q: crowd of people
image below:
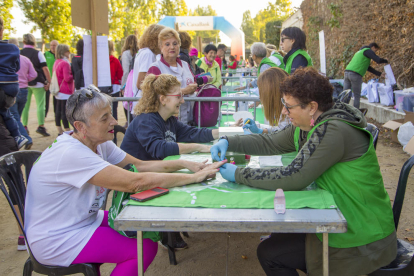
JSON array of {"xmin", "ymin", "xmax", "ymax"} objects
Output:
[{"xmin": 0, "ymin": 14, "xmax": 396, "ymax": 276}]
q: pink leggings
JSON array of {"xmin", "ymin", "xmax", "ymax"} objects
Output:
[{"xmin": 72, "ymin": 211, "xmax": 158, "ymax": 276}]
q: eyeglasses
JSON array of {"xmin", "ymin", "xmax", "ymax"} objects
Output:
[
  {"xmin": 281, "ymin": 37, "xmax": 291, "ymax": 43},
  {"xmin": 281, "ymin": 98, "xmax": 302, "ymax": 114},
  {"xmin": 71, "ymin": 85, "xmax": 99, "ymax": 120},
  {"xmin": 165, "ymin": 94, "xmax": 183, "ymax": 100}
]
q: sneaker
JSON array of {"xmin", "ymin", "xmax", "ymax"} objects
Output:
[
  {"xmin": 15, "ymin": 135, "xmax": 29, "ymax": 150},
  {"xmin": 24, "ymin": 142, "xmax": 33, "ymax": 150},
  {"xmin": 36, "ymin": 126, "xmax": 50, "ymax": 137},
  {"xmin": 24, "ymin": 126, "xmax": 29, "ymax": 135},
  {"xmin": 18, "ymin": 236, "xmax": 27, "ymax": 251}
]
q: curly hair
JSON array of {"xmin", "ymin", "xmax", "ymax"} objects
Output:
[
  {"xmin": 121, "ymin": 34, "xmax": 138, "ymax": 56},
  {"xmin": 134, "ymin": 74, "xmax": 181, "ymax": 115},
  {"xmin": 178, "ymin": 31, "xmax": 192, "ymax": 50},
  {"xmin": 158, "ymin": 27, "xmax": 181, "ymax": 49},
  {"xmin": 257, "ymin": 67, "xmax": 289, "ymax": 126},
  {"xmin": 138, "ymin": 24, "xmax": 165, "ymax": 54},
  {"xmin": 280, "ymin": 67, "xmax": 334, "ymax": 112}
]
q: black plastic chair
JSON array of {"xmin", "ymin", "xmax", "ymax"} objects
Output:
[
  {"xmin": 337, "ymin": 89, "xmax": 352, "ymax": 104},
  {"xmin": 369, "ymin": 155, "xmax": 414, "ymax": 276},
  {"xmin": 0, "ymin": 151, "xmax": 100, "ymax": 276},
  {"xmin": 112, "ymin": 125, "xmax": 126, "ymax": 146},
  {"xmin": 366, "ymin": 123, "xmax": 380, "ymax": 150}
]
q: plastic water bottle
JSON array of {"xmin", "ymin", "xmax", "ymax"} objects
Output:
[{"xmin": 274, "ymin": 189, "xmax": 286, "ymax": 214}]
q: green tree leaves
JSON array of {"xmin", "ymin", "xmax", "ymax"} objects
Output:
[{"xmin": 0, "ymin": 0, "xmax": 15, "ymax": 38}]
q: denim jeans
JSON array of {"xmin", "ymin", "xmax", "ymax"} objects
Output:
[{"xmin": 9, "ymin": 88, "xmax": 32, "ymax": 143}]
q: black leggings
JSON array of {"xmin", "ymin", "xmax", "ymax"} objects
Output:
[
  {"xmin": 257, "ymin": 233, "xmax": 307, "ymax": 276},
  {"xmin": 55, "ymin": 99, "xmax": 69, "ymax": 128},
  {"xmin": 111, "ymin": 92, "xmax": 120, "ymax": 121}
]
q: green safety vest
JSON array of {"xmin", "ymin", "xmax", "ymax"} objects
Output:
[
  {"xmin": 44, "ymin": 51, "xmax": 55, "ymax": 75},
  {"xmin": 345, "ymin": 48, "xmax": 371, "ymax": 77},
  {"xmin": 257, "ymin": 57, "xmax": 278, "ymax": 76},
  {"xmin": 272, "ymin": 52, "xmax": 285, "ymax": 69},
  {"xmin": 294, "ymin": 120, "xmax": 395, "ymax": 248},
  {"xmin": 284, "ymin": 49, "xmax": 313, "ymax": 74}
]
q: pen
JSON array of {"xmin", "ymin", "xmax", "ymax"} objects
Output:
[{"xmin": 244, "ymin": 119, "xmax": 250, "ymax": 126}]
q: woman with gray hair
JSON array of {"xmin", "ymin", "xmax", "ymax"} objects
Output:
[
  {"xmin": 52, "ymin": 44, "xmax": 74, "ymax": 135},
  {"xmin": 235, "ymin": 42, "xmax": 279, "ymax": 91},
  {"xmin": 24, "ymin": 85, "xmax": 224, "ymax": 275}
]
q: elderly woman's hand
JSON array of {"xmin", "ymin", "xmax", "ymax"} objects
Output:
[
  {"xmin": 234, "ymin": 86, "xmax": 246, "ymax": 91},
  {"xmin": 182, "ymin": 84, "xmax": 197, "ymax": 95},
  {"xmin": 193, "ymin": 160, "xmax": 227, "ymax": 182},
  {"xmin": 184, "ymin": 159, "xmax": 209, "ymax": 173},
  {"xmin": 234, "ymin": 118, "xmax": 243, "ymax": 127}
]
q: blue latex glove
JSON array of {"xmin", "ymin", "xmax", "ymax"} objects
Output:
[
  {"xmin": 242, "ymin": 118, "xmax": 263, "ymax": 134},
  {"xmin": 210, "ymin": 139, "xmax": 229, "ymax": 161},
  {"xmin": 219, "ymin": 163, "xmax": 237, "ymax": 182}
]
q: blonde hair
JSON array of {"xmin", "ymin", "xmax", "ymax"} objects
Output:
[
  {"xmin": 108, "ymin": 40, "xmax": 115, "ymax": 55},
  {"xmin": 257, "ymin": 67, "xmax": 289, "ymax": 126},
  {"xmin": 56, "ymin": 44, "xmax": 70, "ymax": 59},
  {"xmin": 266, "ymin": 43, "xmax": 285, "ymax": 57},
  {"xmin": 178, "ymin": 31, "xmax": 192, "ymax": 50},
  {"xmin": 8, "ymin": 38, "xmax": 18, "ymax": 47},
  {"xmin": 23, "ymin": 33, "xmax": 36, "ymax": 46},
  {"xmin": 138, "ymin": 24, "xmax": 165, "ymax": 54},
  {"xmin": 134, "ymin": 74, "xmax": 181, "ymax": 115},
  {"xmin": 121, "ymin": 34, "xmax": 138, "ymax": 56},
  {"xmin": 158, "ymin": 27, "xmax": 181, "ymax": 49}
]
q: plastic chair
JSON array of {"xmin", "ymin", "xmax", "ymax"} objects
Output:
[
  {"xmin": 337, "ymin": 89, "xmax": 352, "ymax": 104},
  {"xmin": 112, "ymin": 125, "xmax": 126, "ymax": 146},
  {"xmin": 0, "ymin": 151, "xmax": 100, "ymax": 276},
  {"xmin": 368, "ymin": 155, "xmax": 414, "ymax": 276},
  {"xmin": 366, "ymin": 123, "xmax": 380, "ymax": 150}
]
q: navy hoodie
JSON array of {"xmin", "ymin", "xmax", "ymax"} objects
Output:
[
  {"xmin": 120, "ymin": 112, "xmax": 214, "ymax": 161},
  {"xmin": 0, "ymin": 41, "xmax": 20, "ymax": 82}
]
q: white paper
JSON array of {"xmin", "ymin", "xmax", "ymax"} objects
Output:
[
  {"xmin": 259, "ymin": 155, "xmax": 283, "ymax": 167},
  {"xmin": 82, "ymin": 35, "xmax": 111, "ymax": 88},
  {"xmin": 233, "ymin": 111, "xmax": 253, "ymax": 122},
  {"xmin": 384, "ymin": 64, "xmax": 396, "ymax": 86},
  {"xmin": 319, "ymin": 31, "xmax": 326, "ymax": 74}
]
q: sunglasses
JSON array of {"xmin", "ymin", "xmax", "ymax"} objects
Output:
[
  {"xmin": 165, "ymin": 94, "xmax": 184, "ymax": 100},
  {"xmin": 281, "ymin": 98, "xmax": 303, "ymax": 114},
  {"xmin": 71, "ymin": 85, "xmax": 99, "ymax": 120},
  {"xmin": 281, "ymin": 37, "xmax": 291, "ymax": 43}
]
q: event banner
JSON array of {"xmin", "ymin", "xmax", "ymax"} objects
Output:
[{"xmin": 176, "ymin": 16, "xmax": 214, "ymax": 31}]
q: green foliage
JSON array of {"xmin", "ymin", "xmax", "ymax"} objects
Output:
[
  {"xmin": 188, "ymin": 5, "xmax": 220, "ymax": 44},
  {"xmin": 160, "ymin": 0, "xmax": 187, "ymax": 16},
  {"xmin": 265, "ymin": 20, "xmax": 282, "ymax": 46},
  {"xmin": 242, "ymin": 0, "xmax": 293, "ymax": 45},
  {"xmin": 306, "ymin": 16, "xmax": 322, "ymax": 41},
  {"xmin": 240, "ymin": 11, "xmax": 255, "ymax": 44},
  {"xmin": 0, "ymin": 0, "xmax": 15, "ymax": 38},
  {"xmin": 326, "ymin": 3, "xmax": 342, "ymax": 29}
]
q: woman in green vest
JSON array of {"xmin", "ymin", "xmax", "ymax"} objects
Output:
[
  {"xmin": 211, "ymin": 67, "xmax": 397, "ymax": 275},
  {"xmin": 235, "ymin": 42, "xmax": 278, "ymax": 91},
  {"xmin": 266, "ymin": 43, "xmax": 285, "ymax": 70},
  {"xmin": 280, "ymin": 27, "xmax": 313, "ymax": 74}
]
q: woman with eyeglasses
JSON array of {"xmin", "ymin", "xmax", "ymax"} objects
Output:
[
  {"xmin": 280, "ymin": 27, "xmax": 313, "ymax": 74},
  {"xmin": 211, "ymin": 67, "xmax": 396, "ymax": 275},
  {"xmin": 24, "ymin": 85, "xmax": 224, "ymax": 275},
  {"xmin": 147, "ymin": 27, "xmax": 212, "ymax": 125}
]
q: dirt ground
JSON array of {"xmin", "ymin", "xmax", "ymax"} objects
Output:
[{"xmin": 1, "ymin": 96, "xmax": 413, "ymax": 276}]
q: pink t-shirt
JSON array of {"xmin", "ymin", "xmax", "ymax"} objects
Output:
[{"xmin": 17, "ymin": 55, "xmax": 37, "ymax": 88}]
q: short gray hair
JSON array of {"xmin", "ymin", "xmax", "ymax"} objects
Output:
[
  {"xmin": 8, "ymin": 38, "xmax": 18, "ymax": 47},
  {"xmin": 250, "ymin": 42, "xmax": 267, "ymax": 58},
  {"xmin": 23, "ymin": 33, "xmax": 36, "ymax": 46},
  {"xmin": 66, "ymin": 88, "xmax": 112, "ymax": 132},
  {"xmin": 56, "ymin": 44, "xmax": 70, "ymax": 59}
]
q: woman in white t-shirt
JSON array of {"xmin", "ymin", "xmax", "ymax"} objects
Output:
[
  {"xmin": 24, "ymin": 85, "xmax": 224, "ymax": 275},
  {"xmin": 131, "ymin": 24, "xmax": 165, "ymax": 113}
]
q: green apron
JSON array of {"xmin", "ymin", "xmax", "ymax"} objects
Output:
[
  {"xmin": 345, "ymin": 48, "xmax": 371, "ymax": 77},
  {"xmin": 272, "ymin": 52, "xmax": 285, "ymax": 69},
  {"xmin": 294, "ymin": 120, "xmax": 395, "ymax": 248},
  {"xmin": 284, "ymin": 49, "xmax": 313, "ymax": 74},
  {"xmin": 257, "ymin": 57, "xmax": 278, "ymax": 76}
]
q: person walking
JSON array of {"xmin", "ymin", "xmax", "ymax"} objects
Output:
[
  {"xmin": 20, "ymin": 33, "xmax": 51, "ymax": 136},
  {"xmin": 344, "ymin": 42, "xmax": 388, "ymax": 109},
  {"xmin": 44, "ymin": 40, "xmax": 58, "ymax": 117},
  {"xmin": 71, "ymin": 39, "xmax": 84, "ymax": 90},
  {"xmin": 108, "ymin": 40, "xmax": 123, "ymax": 121},
  {"xmin": 8, "ymin": 38, "xmax": 36, "ymax": 149}
]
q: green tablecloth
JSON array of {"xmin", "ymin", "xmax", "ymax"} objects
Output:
[{"xmin": 127, "ymin": 153, "xmax": 337, "ymax": 210}]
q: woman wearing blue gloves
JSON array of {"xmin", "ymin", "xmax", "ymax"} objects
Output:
[
  {"xmin": 211, "ymin": 67, "xmax": 396, "ymax": 276},
  {"xmin": 240, "ymin": 67, "xmax": 289, "ymax": 134}
]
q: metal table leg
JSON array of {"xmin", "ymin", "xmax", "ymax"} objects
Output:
[
  {"xmin": 323, "ymin": 233, "xmax": 329, "ymax": 276},
  {"xmin": 138, "ymin": 231, "xmax": 144, "ymax": 276}
]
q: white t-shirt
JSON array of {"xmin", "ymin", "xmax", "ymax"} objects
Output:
[
  {"xmin": 24, "ymin": 132, "xmax": 126, "ymax": 266},
  {"xmin": 29, "ymin": 51, "xmax": 47, "ymax": 88},
  {"xmin": 131, "ymin": 48, "xmax": 156, "ymax": 113}
]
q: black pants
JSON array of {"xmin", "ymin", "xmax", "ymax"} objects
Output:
[
  {"xmin": 123, "ymin": 107, "xmax": 133, "ymax": 124},
  {"xmin": 111, "ymin": 92, "xmax": 120, "ymax": 121},
  {"xmin": 55, "ymin": 99, "xmax": 69, "ymax": 128},
  {"xmin": 257, "ymin": 233, "xmax": 307, "ymax": 276}
]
